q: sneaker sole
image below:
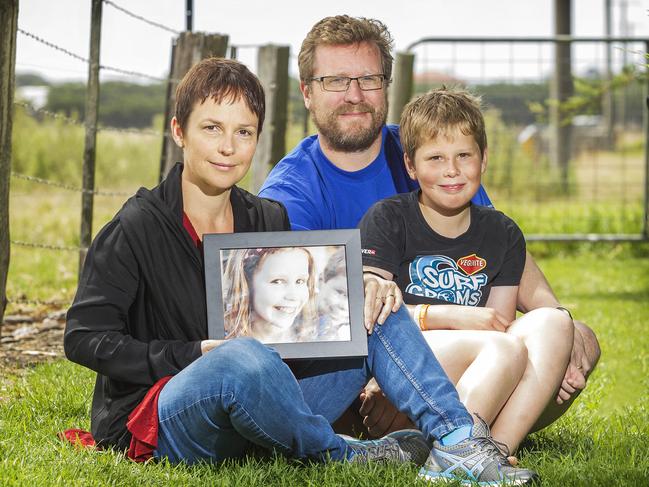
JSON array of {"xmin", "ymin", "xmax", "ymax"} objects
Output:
[{"xmin": 419, "ymin": 469, "xmax": 535, "ymax": 486}]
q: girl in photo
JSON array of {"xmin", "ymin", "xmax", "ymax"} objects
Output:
[{"xmin": 223, "ymin": 247, "xmax": 318, "ymax": 343}]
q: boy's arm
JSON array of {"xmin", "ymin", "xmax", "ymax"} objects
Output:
[
  {"xmin": 483, "ymin": 286, "xmax": 518, "ymax": 323},
  {"xmin": 517, "ymin": 251, "xmax": 601, "ymax": 403},
  {"xmin": 516, "ymin": 251, "xmax": 559, "ymax": 312},
  {"xmin": 418, "ymin": 304, "xmax": 510, "ymax": 332}
]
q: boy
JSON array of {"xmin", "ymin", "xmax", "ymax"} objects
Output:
[{"xmin": 359, "ymin": 88, "xmax": 573, "ymax": 480}]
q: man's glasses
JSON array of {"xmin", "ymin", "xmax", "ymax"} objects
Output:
[{"xmin": 309, "ymin": 74, "xmax": 388, "ymax": 92}]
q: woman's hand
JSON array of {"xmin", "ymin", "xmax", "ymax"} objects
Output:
[
  {"xmin": 200, "ymin": 340, "xmax": 226, "ymax": 355},
  {"xmin": 363, "ymin": 267, "xmax": 402, "ymax": 334}
]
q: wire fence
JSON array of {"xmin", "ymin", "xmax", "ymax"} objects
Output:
[
  {"xmin": 8, "ymin": 7, "xmax": 649, "ymax": 313},
  {"xmin": 410, "ymin": 36, "xmax": 649, "ymax": 239},
  {"xmin": 5, "ymin": 0, "xmax": 182, "ymax": 311}
]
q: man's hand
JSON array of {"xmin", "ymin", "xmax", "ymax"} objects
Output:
[
  {"xmin": 363, "ymin": 271, "xmax": 402, "ymax": 334},
  {"xmin": 556, "ymin": 321, "xmax": 590, "ymax": 404},
  {"xmin": 201, "ymin": 339, "xmax": 226, "ymax": 355},
  {"xmin": 359, "ymin": 379, "xmax": 414, "ymax": 437}
]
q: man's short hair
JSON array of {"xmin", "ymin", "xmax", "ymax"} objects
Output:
[
  {"xmin": 400, "ymin": 87, "xmax": 487, "ymax": 160},
  {"xmin": 174, "ymin": 57, "xmax": 265, "ymax": 134},
  {"xmin": 298, "ymin": 15, "xmax": 394, "ymax": 82}
]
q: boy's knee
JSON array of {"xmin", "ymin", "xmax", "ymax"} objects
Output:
[
  {"xmin": 527, "ymin": 307, "xmax": 574, "ymax": 340},
  {"xmin": 488, "ymin": 333, "xmax": 528, "ymax": 369}
]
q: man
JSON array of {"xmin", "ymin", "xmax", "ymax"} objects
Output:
[{"xmin": 259, "ymin": 15, "xmax": 600, "ymax": 439}]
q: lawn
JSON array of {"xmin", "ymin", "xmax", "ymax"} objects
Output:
[
  {"xmin": 1, "ymin": 250, "xmax": 648, "ymax": 486},
  {"xmin": 2, "ymin": 110, "xmax": 648, "ymax": 485}
]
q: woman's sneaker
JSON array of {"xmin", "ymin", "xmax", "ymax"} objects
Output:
[
  {"xmin": 342, "ymin": 429, "xmax": 430, "ymax": 465},
  {"xmin": 419, "ymin": 417, "xmax": 538, "ymax": 485}
]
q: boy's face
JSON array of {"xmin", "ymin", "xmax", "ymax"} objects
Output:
[
  {"xmin": 171, "ymin": 96, "xmax": 258, "ymax": 194},
  {"xmin": 405, "ymin": 127, "xmax": 486, "ymax": 215}
]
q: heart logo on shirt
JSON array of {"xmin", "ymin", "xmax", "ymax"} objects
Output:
[{"xmin": 456, "ymin": 253, "xmax": 486, "ymax": 276}]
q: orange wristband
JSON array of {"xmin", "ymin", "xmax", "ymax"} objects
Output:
[{"xmin": 418, "ymin": 304, "xmax": 430, "ymax": 331}]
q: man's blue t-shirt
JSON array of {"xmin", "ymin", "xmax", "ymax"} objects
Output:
[{"xmin": 259, "ymin": 124, "xmax": 492, "ymax": 231}]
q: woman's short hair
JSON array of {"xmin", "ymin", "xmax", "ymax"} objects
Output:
[{"xmin": 174, "ymin": 57, "xmax": 265, "ymax": 133}]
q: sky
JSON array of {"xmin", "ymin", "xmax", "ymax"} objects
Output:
[{"xmin": 14, "ymin": 0, "xmax": 649, "ymax": 84}]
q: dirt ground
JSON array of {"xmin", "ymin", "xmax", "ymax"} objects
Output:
[{"xmin": 0, "ymin": 307, "xmax": 67, "ymax": 376}]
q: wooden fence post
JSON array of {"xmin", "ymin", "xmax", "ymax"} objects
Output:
[
  {"xmin": 0, "ymin": 0, "xmax": 19, "ymax": 328},
  {"xmin": 388, "ymin": 51, "xmax": 415, "ymax": 125},
  {"xmin": 250, "ymin": 44, "xmax": 289, "ymax": 193},
  {"xmin": 159, "ymin": 32, "xmax": 229, "ymax": 180},
  {"xmin": 78, "ymin": 0, "xmax": 102, "ymax": 277},
  {"xmin": 550, "ymin": 0, "xmax": 573, "ymax": 194}
]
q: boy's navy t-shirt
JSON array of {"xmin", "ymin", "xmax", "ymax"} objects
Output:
[{"xmin": 359, "ymin": 190, "xmax": 526, "ymax": 307}]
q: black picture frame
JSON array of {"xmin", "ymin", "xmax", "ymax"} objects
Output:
[{"xmin": 204, "ymin": 229, "xmax": 368, "ymax": 360}]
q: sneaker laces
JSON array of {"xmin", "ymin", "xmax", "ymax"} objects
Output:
[
  {"xmin": 471, "ymin": 435, "xmax": 511, "ymax": 466},
  {"xmin": 471, "ymin": 413, "xmax": 511, "ymax": 464},
  {"xmin": 351, "ymin": 438, "xmax": 401, "ymax": 461}
]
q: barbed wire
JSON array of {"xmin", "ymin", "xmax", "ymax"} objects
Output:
[
  {"xmin": 10, "ymin": 240, "xmax": 84, "ymax": 252},
  {"xmin": 18, "ymin": 28, "xmax": 89, "ymax": 63},
  {"xmin": 13, "ymin": 101, "xmax": 166, "ymax": 137},
  {"xmin": 103, "ymin": 0, "xmax": 180, "ymax": 35},
  {"xmin": 6, "ymin": 296, "xmax": 72, "ymax": 307},
  {"xmin": 18, "ymin": 28, "xmax": 166, "ymax": 82},
  {"xmin": 11, "ymin": 172, "xmax": 132, "ymax": 197}
]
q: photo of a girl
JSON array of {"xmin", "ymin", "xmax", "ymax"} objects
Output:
[{"xmin": 222, "ymin": 247, "xmax": 318, "ymax": 343}]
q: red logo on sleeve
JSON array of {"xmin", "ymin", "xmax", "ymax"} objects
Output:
[{"xmin": 456, "ymin": 253, "xmax": 486, "ymax": 276}]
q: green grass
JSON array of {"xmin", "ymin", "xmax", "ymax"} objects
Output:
[
  {"xmin": 3, "ymin": 102, "xmax": 649, "ymax": 485},
  {"xmin": 1, "ymin": 252, "xmax": 648, "ymax": 486}
]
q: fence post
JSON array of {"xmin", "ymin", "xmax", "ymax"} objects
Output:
[
  {"xmin": 78, "ymin": 0, "xmax": 102, "ymax": 277},
  {"xmin": 250, "ymin": 45, "xmax": 289, "ymax": 193},
  {"xmin": 603, "ymin": 0, "xmax": 615, "ymax": 150},
  {"xmin": 0, "ymin": 0, "xmax": 19, "ymax": 327},
  {"xmin": 159, "ymin": 32, "xmax": 229, "ymax": 180},
  {"xmin": 388, "ymin": 51, "xmax": 415, "ymax": 125},
  {"xmin": 643, "ymin": 41, "xmax": 649, "ymax": 240},
  {"xmin": 550, "ymin": 0, "xmax": 573, "ymax": 194}
]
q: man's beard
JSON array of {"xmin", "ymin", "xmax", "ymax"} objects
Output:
[{"xmin": 311, "ymin": 100, "xmax": 387, "ymax": 153}]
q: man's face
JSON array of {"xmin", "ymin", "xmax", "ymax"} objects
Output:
[{"xmin": 302, "ymin": 42, "xmax": 388, "ymax": 153}]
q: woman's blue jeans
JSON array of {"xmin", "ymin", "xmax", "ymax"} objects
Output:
[{"xmin": 154, "ymin": 307, "xmax": 472, "ymax": 464}]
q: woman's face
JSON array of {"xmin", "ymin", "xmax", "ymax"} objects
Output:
[
  {"xmin": 251, "ymin": 249, "xmax": 310, "ymax": 332},
  {"xmin": 172, "ymin": 96, "xmax": 259, "ymax": 195}
]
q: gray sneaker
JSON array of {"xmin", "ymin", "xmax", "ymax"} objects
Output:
[
  {"xmin": 342, "ymin": 429, "xmax": 430, "ymax": 465},
  {"xmin": 419, "ymin": 417, "xmax": 538, "ymax": 485}
]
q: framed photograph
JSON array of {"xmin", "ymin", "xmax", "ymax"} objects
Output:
[{"xmin": 204, "ymin": 229, "xmax": 368, "ymax": 360}]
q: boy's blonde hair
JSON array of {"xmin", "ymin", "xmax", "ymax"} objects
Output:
[
  {"xmin": 298, "ymin": 15, "xmax": 393, "ymax": 82},
  {"xmin": 400, "ymin": 87, "xmax": 487, "ymax": 161}
]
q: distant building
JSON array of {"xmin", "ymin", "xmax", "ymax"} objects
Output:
[{"xmin": 16, "ymin": 85, "xmax": 49, "ymax": 110}]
